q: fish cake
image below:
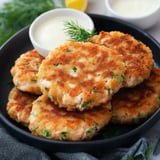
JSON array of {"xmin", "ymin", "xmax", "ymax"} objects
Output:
[
  {"xmin": 29, "ymin": 95, "xmax": 111, "ymax": 141},
  {"xmin": 11, "ymin": 49, "xmax": 44, "ymax": 95},
  {"xmin": 6, "ymin": 87, "xmax": 38, "ymax": 126},
  {"xmin": 89, "ymin": 31, "xmax": 153, "ymax": 87},
  {"xmin": 111, "ymin": 67, "xmax": 160, "ymax": 124},
  {"xmin": 38, "ymin": 41, "xmax": 125, "ymax": 111}
]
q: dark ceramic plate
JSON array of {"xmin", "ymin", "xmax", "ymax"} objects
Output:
[{"xmin": 0, "ymin": 14, "xmax": 160, "ymax": 152}]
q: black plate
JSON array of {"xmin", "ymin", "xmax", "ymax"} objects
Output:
[{"xmin": 0, "ymin": 14, "xmax": 160, "ymax": 152}]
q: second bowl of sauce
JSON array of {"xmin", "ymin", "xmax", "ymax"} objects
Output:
[{"xmin": 105, "ymin": 0, "xmax": 160, "ymax": 29}]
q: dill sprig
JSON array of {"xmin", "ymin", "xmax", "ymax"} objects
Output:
[{"xmin": 64, "ymin": 21, "xmax": 96, "ymax": 42}]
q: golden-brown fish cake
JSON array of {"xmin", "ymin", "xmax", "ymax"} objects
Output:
[
  {"xmin": 6, "ymin": 87, "xmax": 38, "ymax": 126},
  {"xmin": 89, "ymin": 31, "xmax": 153, "ymax": 87},
  {"xmin": 38, "ymin": 41, "xmax": 125, "ymax": 111},
  {"xmin": 29, "ymin": 95, "xmax": 111, "ymax": 141},
  {"xmin": 11, "ymin": 49, "xmax": 44, "ymax": 95},
  {"xmin": 111, "ymin": 67, "xmax": 160, "ymax": 124}
]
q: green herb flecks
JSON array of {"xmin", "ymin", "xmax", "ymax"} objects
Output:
[
  {"xmin": 54, "ymin": 63, "xmax": 60, "ymax": 66},
  {"xmin": 90, "ymin": 88, "xmax": 102, "ymax": 93},
  {"xmin": 120, "ymin": 35, "xmax": 128, "ymax": 40},
  {"xmin": 112, "ymin": 74, "xmax": 124, "ymax": 83},
  {"xmin": 61, "ymin": 131, "xmax": 68, "ymax": 139},
  {"xmin": 36, "ymin": 100, "xmax": 42, "ymax": 103},
  {"xmin": 0, "ymin": 0, "xmax": 65, "ymax": 46},
  {"xmin": 66, "ymin": 48, "xmax": 72, "ymax": 52},
  {"xmin": 15, "ymin": 82, "xmax": 20, "ymax": 87},
  {"xmin": 91, "ymin": 88, "xmax": 99, "ymax": 93},
  {"xmin": 86, "ymin": 128, "xmax": 95, "ymax": 135},
  {"xmin": 49, "ymin": 95, "xmax": 55, "ymax": 100},
  {"xmin": 44, "ymin": 129, "xmax": 51, "ymax": 137},
  {"xmin": 24, "ymin": 62, "xmax": 30, "ymax": 65},
  {"xmin": 81, "ymin": 99, "xmax": 92, "ymax": 108},
  {"xmin": 64, "ymin": 21, "xmax": 96, "ymax": 42},
  {"xmin": 45, "ymin": 87, "xmax": 49, "ymax": 91},
  {"xmin": 72, "ymin": 67, "xmax": 77, "ymax": 72}
]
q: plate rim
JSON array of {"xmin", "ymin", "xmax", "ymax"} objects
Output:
[{"xmin": 0, "ymin": 13, "xmax": 160, "ymax": 151}]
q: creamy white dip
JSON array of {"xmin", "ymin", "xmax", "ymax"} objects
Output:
[
  {"xmin": 34, "ymin": 16, "xmax": 89, "ymax": 50},
  {"xmin": 110, "ymin": 0, "xmax": 160, "ymax": 18}
]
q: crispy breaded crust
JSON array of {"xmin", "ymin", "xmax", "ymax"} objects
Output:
[
  {"xmin": 38, "ymin": 41, "xmax": 125, "ymax": 111},
  {"xmin": 111, "ymin": 67, "xmax": 160, "ymax": 124},
  {"xmin": 11, "ymin": 49, "xmax": 44, "ymax": 95},
  {"xmin": 29, "ymin": 95, "xmax": 111, "ymax": 141},
  {"xmin": 6, "ymin": 87, "xmax": 38, "ymax": 126},
  {"xmin": 89, "ymin": 31, "xmax": 153, "ymax": 87}
]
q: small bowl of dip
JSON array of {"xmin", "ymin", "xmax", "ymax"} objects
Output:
[
  {"xmin": 29, "ymin": 8, "xmax": 94, "ymax": 57},
  {"xmin": 105, "ymin": 0, "xmax": 160, "ymax": 29}
]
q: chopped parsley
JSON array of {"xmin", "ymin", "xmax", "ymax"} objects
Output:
[
  {"xmin": 120, "ymin": 35, "xmax": 128, "ymax": 40},
  {"xmin": 112, "ymin": 74, "xmax": 124, "ymax": 82},
  {"xmin": 81, "ymin": 99, "xmax": 92, "ymax": 108},
  {"xmin": 44, "ymin": 129, "xmax": 50, "ymax": 137},
  {"xmin": 36, "ymin": 100, "xmax": 42, "ymax": 103},
  {"xmin": 72, "ymin": 67, "xmax": 77, "ymax": 72},
  {"xmin": 86, "ymin": 128, "xmax": 95, "ymax": 135},
  {"xmin": 15, "ymin": 82, "xmax": 20, "ymax": 87},
  {"xmin": 45, "ymin": 87, "xmax": 49, "ymax": 91},
  {"xmin": 91, "ymin": 88, "xmax": 101, "ymax": 93},
  {"xmin": 54, "ymin": 63, "xmax": 60, "ymax": 66},
  {"xmin": 61, "ymin": 131, "xmax": 68, "ymax": 139},
  {"xmin": 24, "ymin": 62, "xmax": 30, "ymax": 65},
  {"xmin": 66, "ymin": 48, "xmax": 72, "ymax": 52},
  {"xmin": 49, "ymin": 95, "xmax": 55, "ymax": 100}
]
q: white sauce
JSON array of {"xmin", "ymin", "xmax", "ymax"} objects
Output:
[
  {"xmin": 110, "ymin": 0, "xmax": 159, "ymax": 18},
  {"xmin": 34, "ymin": 16, "xmax": 89, "ymax": 50}
]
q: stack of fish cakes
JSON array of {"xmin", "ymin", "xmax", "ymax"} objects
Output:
[
  {"xmin": 6, "ymin": 31, "xmax": 160, "ymax": 141},
  {"xmin": 7, "ymin": 49, "xmax": 43, "ymax": 127}
]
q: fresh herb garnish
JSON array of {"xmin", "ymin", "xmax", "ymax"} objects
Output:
[
  {"xmin": 24, "ymin": 62, "xmax": 30, "ymax": 65},
  {"xmin": 86, "ymin": 128, "xmax": 95, "ymax": 135},
  {"xmin": 61, "ymin": 131, "xmax": 68, "ymax": 139},
  {"xmin": 64, "ymin": 21, "xmax": 96, "ymax": 42},
  {"xmin": 112, "ymin": 74, "xmax": 124, "ymax": 82},
  {"xmin": 49, "ymin": 95, "xmax": 55, "ymax": 100},
  {"xmin": 81, "ymin": 99, "xmax": 92, "ymax": 108},
  {"xmin": 44, "ymin": 129, "xmax": 50, "ymax": 137},
  {"xmin": 72, "ymin": 67, "xmax": 77, "ymax": 72},
  {"xmin": 54, "ymin": 63, "xmax": 60, "ymax": 66},
  {"xmin": 66, "ymin": 48, "xmax": 72, "ymax": 52},
  {"xmin": 45, "ymin": 87, "xmax": 49, "ymax": 91},
  {"xmin": 36, "ymin": 100, "xmax": 42, "ymax": 103},
  {"xmin": 91, "ymin": 88, "xmax": 101, "ymax": 93},
  {"xmin": 0, "ymin": 0, "xmax": 65, "ymax": 46}
]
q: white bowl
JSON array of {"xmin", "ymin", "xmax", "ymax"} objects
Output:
[
  {"xmin": 29, "ymin": 8, "xmax": 94, "ymax": 57},
  {"xmin": 105, "ymin": 0, "xmax": 160, "ymax": 30}
]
